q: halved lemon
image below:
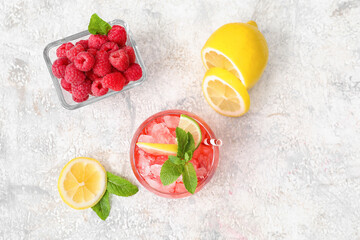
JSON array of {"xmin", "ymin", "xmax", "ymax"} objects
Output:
[
  {"xmin": 201, "ymin": 21, "xmax": 268, "ymax": 89},
  {"xmin": 202, "ymin": 67, "xmax": 250, "ymax": 117},
  {"xmin": 136, "ymin": 142, "xmax": 178, "ymax": 155},
  {"xmin": 58, "ymin": 157, "xmax": 107, "ymax": 210},
  {"xmin": 178, "ymin": 114, "xmax": 202, "ymax": 149}
]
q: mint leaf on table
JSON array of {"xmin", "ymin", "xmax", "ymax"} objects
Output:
[
  {"xmin": 92, "ymin": 190, "xmax": 110, "ymax": 221},
  {"xmin": 88, "ymin": 13, "xmax": 112, "ymax": 35},
  {"xmin": 160, "ymin": 160, "xmax": 183, "ymax": 185},
  {"xmin": 107, "ymin": 172, "xmax": 139, "ymax": 197},
  {"xmin": 182, "ymin": 162, "xmax": 198, "ymax": 194},
  {"xmin": 176, "ymin": 127, "xmax": 188, "ymax": 158},
  {"xmin": 168, "ymin": 155, "xmax": 183, "ymax": 165}
]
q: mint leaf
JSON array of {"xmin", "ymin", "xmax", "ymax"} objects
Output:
[
  {"xmin": 91, "ymin": 190, "xmax": 110, "ymax": 220},
  {"xmin": 184, "ymin": 150, "xmax": 193, "ymax": 162},
  {"xmin": 169, "ymin": 155, "xmax": 183, "ymax": 165},
  {"xmin": 185, "ymin": 132, "xmax": 195, "ymax": 153},
  {"xmin": 106, "ymin": 172, "xmax": 139, "ymax": 197},
  {"xmin": 182, "ymin": 162, "xmax": 198, "ymax": 194},
  {"xmin": 176, "ymin": 127, "xmax": 188, "ymax": 158},
  {"xmin": 160, "ymin": 160, "xmax": 183, "ymax": 185},
  {"xmin": 88, "ymin": 13, "xmax": 112, "ymax": 35}
]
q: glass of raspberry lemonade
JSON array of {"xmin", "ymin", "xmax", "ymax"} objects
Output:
[{"xmin": 130, "ymin": 110, "xmax": 220, "ymax": 198}]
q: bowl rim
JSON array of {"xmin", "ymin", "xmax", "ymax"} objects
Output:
[
  {"xmin": 43, "ymin": 19, "xmax": 147, "ymax": 110},
  {"xmin": 129, "ymin": 109, "xmax": 220, "ymax": 198}
]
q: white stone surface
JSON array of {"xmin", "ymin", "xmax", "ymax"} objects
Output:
[{"xmin": 1, "ymin": 0, "xmax": 360, "ymax": 239}]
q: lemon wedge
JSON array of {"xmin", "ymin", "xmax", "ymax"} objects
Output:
[
  {"xmin": 136, "ymin": 142, "xmax": 178, "ymax": 155},
  {"xmin": 58, "ymin": 157, "xmax": 107, "ymax": 210},
  {"xmin": 201, "ymin": 21, "xmax": 268, "ymax": 89},
  {"xmin": 202, "ymin": 67, "xmax": 250, "ymax": 117}
]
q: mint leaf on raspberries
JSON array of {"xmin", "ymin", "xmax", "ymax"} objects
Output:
[{"xmin": 88, "ymin": 13, "xmax": 112, "ymax": 35}]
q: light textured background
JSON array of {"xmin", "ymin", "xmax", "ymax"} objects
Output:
[{"xmin": 1, "ymin": 0, "xmax": 360, "ymax": 239}]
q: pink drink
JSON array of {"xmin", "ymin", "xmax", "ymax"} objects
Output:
[{"xmin": 130, "ymin": 110, "xmax": 219, "ymax": 198}]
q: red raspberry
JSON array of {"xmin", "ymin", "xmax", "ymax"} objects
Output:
[
  {"xmin": 73, "ymin": 95, "xmax": 89, "ymax": 103},
  {"xmin": 91, "ymin": 80, "xmax": 109, "ymax": 96},
  {"xmin": 76, "ymin": 40, "xmax": 88, "ymax": 49},
  {"xmin": 74, "ymin": 52, "xmax": 95, "ymax": 72},
  {"xmin": 124, "ymin": 63, "xmax": 142, "ymax": 82},
  {"xmin": 88, "ymin": 34, "xmax": 108, "ymax": 49},
  {"xmin": 60, "ymin": 78, "xmax": 72, "ymax": 92},
  {"xmin": 122, "ymin": 46, "xmax": 136, "ymax": 64},
  {"xmin": 52, "ymin": 57, "xmax": 69, "ymax": 78},
  {"xmin": 66, "ymin": 44, "xmax": 85, "ymax": 62},
  {"xmin": 65, "ymin": 63, "xmax": 86, "ymax": 85},
  {"xmin": 72, "ymin": 79, "xmax": 92, "ymax": 99},
  {"xmin": 87, "ymin": 48, "xmax": 97, "ymax": 57},
  {"xmin": 109, "ymin": 49, "xmax": 129, "ymax": 71},
  {"xmin": 100, "ymin": 42, "xmax": 119, "ymax": 54},
  {"xmin": 86, "ymin": 70, "xmax": 101, "ymax": 82},
  {"xmin": 103, "ymin": 72, "xmax": 126, "ymax": 91},
  {"xmin": 107, "ymin": 25, "xmax": 127, "ymax": 47},
  {"xmin": 93, "ymin": 51, "xmax": 112, "ymax": 77},
  {"xmin": 56, "ymin": 43, "xmax": 74, "ymax": 58}
]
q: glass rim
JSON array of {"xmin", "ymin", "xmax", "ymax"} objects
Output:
[
  {"xmin": 43, "ymin": 19, "xmax": 147, "ymax": 110},
  {"xmin": 130, "ymin": 109, "xmax": 220, "ymax": 198}
]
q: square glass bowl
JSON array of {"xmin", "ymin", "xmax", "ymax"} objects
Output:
[{"xmin": 43, "ymin": 19, "xmax": 146, "ymax": 110}]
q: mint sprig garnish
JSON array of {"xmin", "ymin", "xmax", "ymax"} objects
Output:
[
  {"xmin": 160, "ymin": 127, "xmax": 198, "ymax": 194},
  {"xmin": 88, "ymin": 13, "xmax": 112, "ymax": 35},
  {"xmin": 92, "ymin": 172, "xmax": 138, "ymax": 221}
]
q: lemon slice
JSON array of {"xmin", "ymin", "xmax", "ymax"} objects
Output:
[
  {"xmin": 136, "ymin": 142, "xmax": 178, "ymax": 155},
  {"xmin": 202, "ymin": 67, "xmax": 250, "ymax": 117},
  {"xmin": 201, "ymin": 21, "xmax": 268, "ymax": 89},
  {"xmin": 58, "ymin": 157, "xmax": 107, "ymax": 210},
  {"xmin": 178, "ymin": 114, "xmax": 202, "ymax": 149}
]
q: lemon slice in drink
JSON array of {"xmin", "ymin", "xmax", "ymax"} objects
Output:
[
  {"xmin": 178, "ymin": 114, "xmax": 202, "ymax": 149},
  {"xmin": 58, "ymin": 157, "xmax": 107, "ymax": 210},
  {"xmin": 202, "ymin": 68, "xmax": 250, "ymax": 117},
  {"xmin": 201, "ymin": 21, "xmax": 268, "ymax": 89},
  {"xmin": 136, "ymin": 142, "xmax": 178, "ymax": 156}
]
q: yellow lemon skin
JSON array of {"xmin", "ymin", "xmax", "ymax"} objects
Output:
[
  {"xmin": 201, "ymin": 21, "xmax": 268, "ymax": 89},
  {"xmin": 202, "ymin": 67, "xmax": 250, "ymax": 117}
]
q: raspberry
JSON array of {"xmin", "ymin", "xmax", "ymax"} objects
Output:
[
  {"xmin": 72, "ymin": 79, "xmax": 92, "ymax": 99},
  {"xmin": 100, "ymin": 42, "xmax": 119, "ymax": 54},
  {"xmin": 88, "ymin": 34, "xmax": 108, "ymax": 49},
  {"xmin": 93, "ymin": 51, "xmax": 112, "ymax": 77},
  {"xmin": 73, "ymin": 95, "xmax": 89, "ymax": 103},
  {"xmin": 91, "ymin": 80, "xmax": 109, "ymax": 96},
  {"xmin": 56, "ymin": 43, "xmax": 74, "ymax": 58},
  {"xmin": 103, "ymin": 72, "xmax": 126, "ymax": 91},
  {"xmin": 74, "ymin": 52, "xmax": 95, "ymax": 72},
  {"xmin": 87, "ymin": 48, "xmax": 97, "ymax": 57},
  {"xmin": 66, "ymin": 44, "xmax": 85, "ymax": 62},
  {"xmin": 124, "ymin": 63, "xmax": 142, "ymax": 82},
  {"xmin": 109, "ymin": 49, "xmax": 129, "ymax": 71},
  {"xmin": 86, "ymin": 70, "xmax": 101, "ymax": 82},
  {"xmin": 122, "ymin": 46, "xmax": 136, "ymax": 64},
  {"xmin": 60, "ymin": 78, "xmax": 72, "ymax": 92},
  {"xmin": 107, "ymin": 25, "xmax": 127, "ymax": 47},
  {"xmin": 52, "ymin": 57, "xmax": 70, "ymax": 78},
  {"xmin": 64, "ymin": 63, "xmax": 86, "ymax": 85},
  {"xmin": 76, "ymin": 40, "xmax": 88, "ymax": 50}
]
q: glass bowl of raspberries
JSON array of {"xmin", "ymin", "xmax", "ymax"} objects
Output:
[{"xmin": 43, "ymin": 19, "xmax": 146, "ymax": 110}]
